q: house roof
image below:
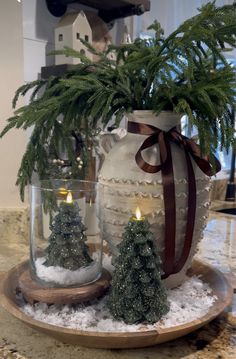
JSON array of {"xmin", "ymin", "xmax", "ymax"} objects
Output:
[
  {"xmin": 55, "ymin": 10, "xmax": 111, "ymax": 43},
  {"xmin": 55, "ymin": 12, "xmax": 82, "ymax": 28},
  {"xmin": 85, "ymin": 11, "xmax": 111, "ymax": 42}
]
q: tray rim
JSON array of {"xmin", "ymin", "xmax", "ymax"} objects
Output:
[{"xmin": 0, "ymin": 259, "xmax": 233, "ymax": 348}]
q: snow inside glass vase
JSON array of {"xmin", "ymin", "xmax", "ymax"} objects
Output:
[{"xmin": 29, "ymin": 180, "xmax": 102, "ymax": 287}]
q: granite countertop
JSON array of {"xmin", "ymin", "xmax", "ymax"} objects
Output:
[{"xmin": 0, "ymin": 201, "xmax": 236, "ymax": 359}]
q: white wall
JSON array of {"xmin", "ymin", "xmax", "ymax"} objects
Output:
[
  {"xmin": 134, "ymin": 0, "xmax": 236, "ymax": 59},
  {"xmin": 0, "ymin": 0, "xmax": 27, "ymax": 208},
  {"xmin": 135, "ymin": 0, "xmax": 236, "ymax": 36},
  {"xmin": 22, "ymin": 0, "xmax": 57, "ymax": 83}
]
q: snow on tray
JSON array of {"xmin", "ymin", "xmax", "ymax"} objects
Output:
[
  {"xmin": 35, "ymin": 253, "xmax": 101, "ymax": 286},
  {"xmin": 21, "ymin": 255, "xmax": 217, "ymax": 332}
]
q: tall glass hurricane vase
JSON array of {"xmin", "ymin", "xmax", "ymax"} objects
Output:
[{"xmin": 30, "ymin": 180, "xmax": 102, "ymax": 288}]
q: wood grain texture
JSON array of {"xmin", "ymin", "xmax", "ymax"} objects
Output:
[
  {"xmin": 18, "ymin": 266, "xmax": 111, "ymax": 305},
  {"xmin": 0, "ymin": 259, "xmax": 233, "ymax": 349}
]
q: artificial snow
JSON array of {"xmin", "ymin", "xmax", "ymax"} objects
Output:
[
  {"xmin": 22, "ymin": 262, "xmax": 217, "ymax": 332},
  {"xmin": 35, "ymin": 254, "xmax": 101, "ymax": 286}
]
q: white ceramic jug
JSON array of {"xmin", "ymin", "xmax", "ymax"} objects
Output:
[{"xmin": 99, "ymin": 111, "xmax": 211, "ymax": 288}]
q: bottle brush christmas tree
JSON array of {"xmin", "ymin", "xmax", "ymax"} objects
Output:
[
  {"xmin": 108, "ymin": 209, "xmax": 169, "ymax": 324},
  {"xmin": 43, "ymin": 192, "xmax": 93, "ymax": 271}
]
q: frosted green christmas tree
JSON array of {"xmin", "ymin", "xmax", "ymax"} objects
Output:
[
  {"xmin": 108, "ymin": 209, "xmax": 169, "ymax": 324},
  {"xmin": 43, "ymin": 192, "xmax": 92, "ymax": 270}
]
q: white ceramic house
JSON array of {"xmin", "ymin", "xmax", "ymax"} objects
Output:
[
  {"xmin": 55, "ymin": 11, "xmax": 113, "ymax": 65},
  {"xmin": 55, "ymin": 11, "xmax": 93, "ymax": 65}
]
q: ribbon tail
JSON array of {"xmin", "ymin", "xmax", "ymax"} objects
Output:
[
  {"xmin": 173, "ymin": 150, "xmax": 196, "ymax": 274},
  {"xmin": 161, "ymin": 137, "xmax": 176, "ymax": 279}
]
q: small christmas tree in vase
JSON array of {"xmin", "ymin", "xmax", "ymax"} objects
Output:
[
  {"xmin": 44, "ymin": 191, "xmax": 92, "ymax": 270},
  {"xmin": 108, "ymin": 208, "xmax": 169, "ymax": 324},
  {"xmin": 18, "ymin": 181, "xmax": 111, "ymax": 306},
  {"xmin": 35, "ymin": 191, "xmax": 99, "ymax": 287}
]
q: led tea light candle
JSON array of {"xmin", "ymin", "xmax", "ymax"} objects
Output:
[
  {"xmin": 42, "ymin": 186, "xmax": 94, "ymax": 277},
  {"xmin": 60, "ymin": 188, "xmax": 86, "ymax": 219},
  {"xmin": 132, "ymin": 207, "xmax": 145, "ymax": 221},
  {"xmin": 126, "ymin": 206, "xmax": 149, "ymax": 236},
  {"xmin": 42, "ymin": 189, "xmax": 73, "ymax": 238},
  {"xmin": 108, "ymin": 206, "xmax": 169, "ymax": 324}
]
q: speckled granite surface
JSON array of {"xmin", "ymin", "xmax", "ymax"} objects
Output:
[
  {"xmin": 0, "ymin": 208, "xmax": 29, "ymax": 244},
  {"xmin": 0, "ymin": 208, "xmax": 29, "ymax": 273},
  {"xmin": 0, "ymin": 201, "xmax": 236, "ymax": 358},
  {"xmin": 209, "ymin": 173, "xmax": 236, "ymax": 201}
]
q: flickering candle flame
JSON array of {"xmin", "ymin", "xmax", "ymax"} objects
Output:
[
  {"xmin": 66, "ymin": 191, "xmax": 73, "ymax": 204},
  {"xmin": 131, "ymin": 207, "xmax": 145, "ymax": 222},
  {"xmin": 136, "ymin": 207, "xmax": 142, "ymax": 220}
]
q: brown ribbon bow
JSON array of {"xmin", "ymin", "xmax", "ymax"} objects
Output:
[{"xmin": 128, "ymin": 121, "xmax": 221, "ymax": 279}]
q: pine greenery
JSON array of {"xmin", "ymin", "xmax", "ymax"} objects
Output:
[{"xmin": 1, "ymin": 2, "xmax": 236, "ymax": 199}]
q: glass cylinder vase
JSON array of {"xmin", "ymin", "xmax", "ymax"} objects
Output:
[{"xmin": 29, "ymin": 179, "xmax": 102, "ymax": 288}]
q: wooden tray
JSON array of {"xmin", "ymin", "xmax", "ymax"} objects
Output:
[
  {"xmin": 18, "ymin": 266, "xmax": 111, "ymax": 305},
  {"xmin": 0, "ymin": 259, "xmax": 233, "ymax": 349}
]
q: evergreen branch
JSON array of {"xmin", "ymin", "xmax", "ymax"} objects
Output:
[
  {"xmin": 0, "ymin": 116, "xmax": 19, "ymax": 137},
  {"xmin": 12, "ymin": 80, "xmax": 45, "ymax": 108}
]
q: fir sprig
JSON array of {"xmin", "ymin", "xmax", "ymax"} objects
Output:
[{"xmin": 1, "ymin": 1, "xmax": 236, "ymax": 199}]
